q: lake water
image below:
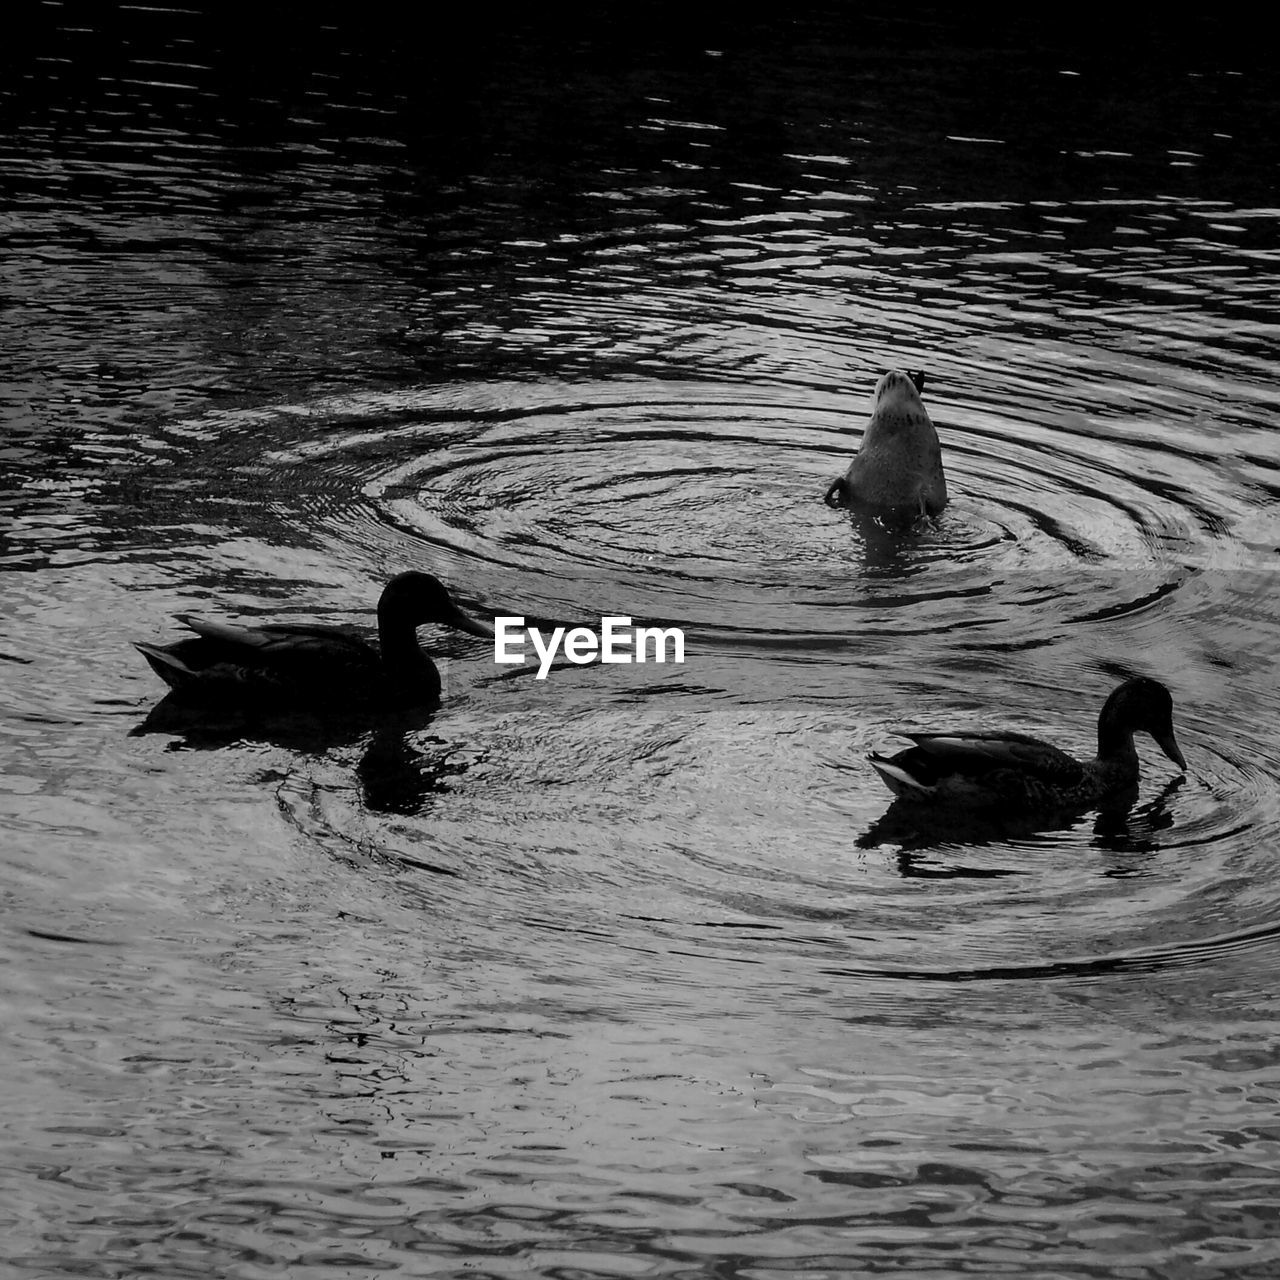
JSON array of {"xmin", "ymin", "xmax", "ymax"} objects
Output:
[{"xmin": 4, "ymin": 10, "xmax": 1280, "ymax": 1277}]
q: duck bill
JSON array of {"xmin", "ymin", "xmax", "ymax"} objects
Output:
[
  {"xmin": 447, "ymin": 605, "xmax": 496, "ymax": 640},
  {"xmin": 1154, "ymin": 729, "xmax": 1186, "ymax": 772}
]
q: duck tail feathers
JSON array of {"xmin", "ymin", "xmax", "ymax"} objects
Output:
[
  {"xmin": 867, "ymin": 752, "xmax": 935, "ymax": 800},
  {"xmin": 134, "ymin": 642, "xmax": 196, "ymax": 689}
]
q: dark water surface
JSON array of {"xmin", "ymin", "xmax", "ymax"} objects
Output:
[{"xmin": 4, "ymin": 10, "xmax": 1280, "ymax": 1276}]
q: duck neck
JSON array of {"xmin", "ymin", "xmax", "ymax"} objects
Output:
[
  {"xmin": 377, "ymin": 610, "xmax": 426, "ymax": 674},
  {"xmin": 1097, "ymin": 721, "xmax": 1139, "ymax": 768}
]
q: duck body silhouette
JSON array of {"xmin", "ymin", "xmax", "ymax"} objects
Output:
[
  {"xmin": 868, "ymin": 678, "xmax": 1186, "ymax": 810},
  {"xmin": 134, "ymin": 571, "xmax": 494, "ymax": 706},
  {"xmin": 826, "ymin": 369, "xmax": 946, "ymax": 520}
]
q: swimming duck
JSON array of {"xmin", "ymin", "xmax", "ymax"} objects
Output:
[
  {"xmin": 134, "ymin": 571, "xmax": 494, "ymax": 705},
  {"xmin": 868, "ymin": 678, "xmax": 1186, "ymax": 809},
  {"xmin": 825, "ymin": 369, "xmax": 946, "ymax": 519}
]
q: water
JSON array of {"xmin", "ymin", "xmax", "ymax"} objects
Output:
[{"xmin": 4, "ymin": 10, "xmax": 1280, "ymax": 1276}]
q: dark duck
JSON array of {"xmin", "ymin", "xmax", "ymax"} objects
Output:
[
  {"xmin": 868, "ymin": 678, "xmax": 1186, "ymax": 810},
  {"xmin": 135, "ymin": 571, "xmax": 494, "ymax": 706}
]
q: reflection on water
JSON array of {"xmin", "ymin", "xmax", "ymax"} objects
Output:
[{"xmin": 4, "ymin": 8, "xmax": 1280, "ymax": 1277}]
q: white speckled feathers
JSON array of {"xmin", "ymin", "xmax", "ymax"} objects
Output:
[{"xmin": 842, "ymin": 370, "xmax": 947, "ymax": 517}]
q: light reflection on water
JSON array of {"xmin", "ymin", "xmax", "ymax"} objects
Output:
[{"xmin": 4, "ymin": 9, "xmax": 1280, "ymax": 1276}]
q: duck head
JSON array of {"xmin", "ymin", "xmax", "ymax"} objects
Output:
[
  {"xmin": 379, "ymin": 572, "xmax": 495, "ymax": 638},
  {"xmin": 1098, "ymin": 677, "xmax": 1186, "ymax": 770}
]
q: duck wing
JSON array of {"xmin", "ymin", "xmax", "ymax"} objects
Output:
[
  {"xmin": 135, "ymin": 616, "xmax": 381, "ymax": 695},
  {"xmin": 897, "ymin": 731, "xmax": 1086, "ymax": 788},
  {"xmin": 175, "ymin": 616, "xmax": 375, "ymax": 665}
]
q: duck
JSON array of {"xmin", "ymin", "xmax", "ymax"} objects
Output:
[
  {"xmin": 868, "ymin": 678, "xmax": 1186, "ymax": 809},
  {"xmin": 134, "ymin": 571, "xmax": 494, "ymax": 706},
  {"xmin": 825, "ymin": 369, "xmax": 946, "ymax": 520}
]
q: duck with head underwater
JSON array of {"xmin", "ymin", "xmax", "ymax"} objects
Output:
[
  {"xmin": 134, "ymin": 571, "xmax": 494, "ymax": 707},
  {"xmin": 826, "ymin": 369, "xmax": 947, "ymax": 521},
  {"xmin": 868, "ymin": 677, "xmax": 1186, "ymax": 810}
]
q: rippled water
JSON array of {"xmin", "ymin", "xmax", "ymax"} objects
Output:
[{"xmin": 4, "ymin": 10, "xmax": 1280, "ymax": 1276}]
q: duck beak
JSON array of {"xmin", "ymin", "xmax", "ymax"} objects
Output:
[
  {"xmin": 1154, "ymin": 729, "xmax": 1186, "ymax": 772},
  {"xmin": 447, "ymin": 605, "xmax": 496, "ymax": 640}
]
